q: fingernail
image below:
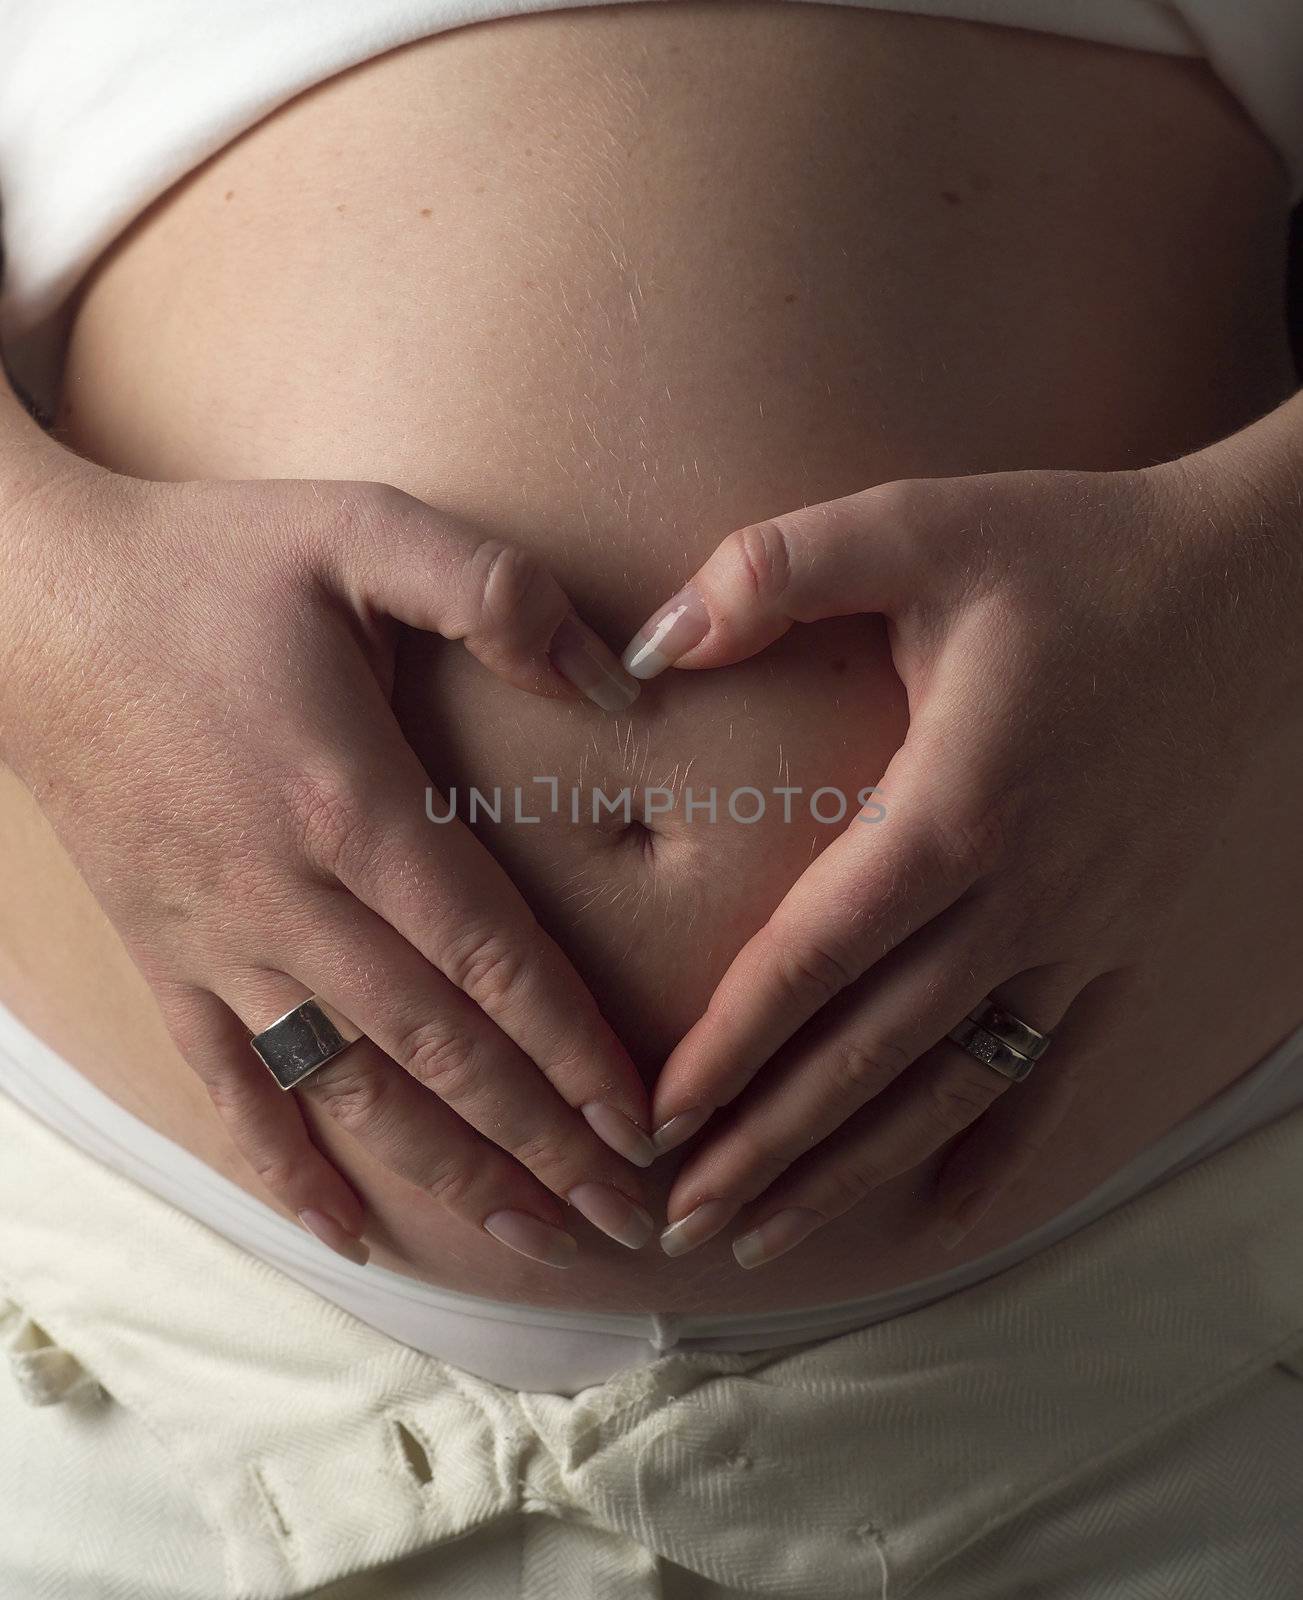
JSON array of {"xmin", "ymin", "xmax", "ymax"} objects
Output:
[
  {"xmin": 731, "ymin": 1206, "xmax": 826, "ymax": 1270},
  {"xmin": 651, "ymin": 1106, "xmax": 712, "ymax": 1155},
  {"xmin": 298, "ymin": 1208, "xmax": 370, "ymax": 1267},
  {"xmin": 581, "ymin": 1101, "xmax": 657, "ymax": 1167},
  {"xmin": 549, "ymin": 614, "xmax": 641, "ymax": 712},
  {"xmin": 937, "ymin": 1186, "xmax": 997, "ymax": 1250},
  {"xmin": 483, "ymin": 1209, "xmax": 579, "ymax": 1268},
  {"xmin": 567, "ymin": 1182, "xmax": 655, "ymax": 1249},
  {"xmin": 659, "ymin": 1198, "xmax": 738, "ymax": 1257},
  {"xmin": 621, "ymin": 586, "xmax": 710, "ymax": 681}
]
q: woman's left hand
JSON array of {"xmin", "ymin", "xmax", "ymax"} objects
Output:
[{"xmin": 624, "ymin": 449, "xmax": 1292, "ymax": 1267}]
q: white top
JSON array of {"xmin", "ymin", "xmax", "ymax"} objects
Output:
[
  {"xmin": 3, "ymin": 991, "xmax": 1303, "ymax": 1393},
  {"xmin": 2, "ymin": 0, "xmax": 1303, "ymax": 417}
]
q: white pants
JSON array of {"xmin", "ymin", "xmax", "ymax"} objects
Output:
[{"xmin": 4, "ymin": 1085, "xmax": 1303, "ymax": 1600}]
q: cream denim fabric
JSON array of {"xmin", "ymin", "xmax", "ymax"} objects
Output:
[{"xmin": 4, "ymin": 1085, "xmax": 1303, "ymax": 1600}]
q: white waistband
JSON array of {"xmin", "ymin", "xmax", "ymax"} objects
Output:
[{"xmin": 2, "ymin": 992, "xmax": 1302, "ymax": 1391}]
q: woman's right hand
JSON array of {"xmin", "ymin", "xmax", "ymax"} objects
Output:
[{"xmin": 0, "ymin": 457, "xmax": 656, "ymax": 1267}]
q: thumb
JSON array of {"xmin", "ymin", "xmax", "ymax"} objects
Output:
[
  {"xmin": 620, "ymin": 480, "xmax": 921, "ymax": 679},
  {"xmin": 314, "ymin": 484, "xmax": 640, "ymax": 713}
]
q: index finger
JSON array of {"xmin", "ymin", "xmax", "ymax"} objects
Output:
[
  {"xmin": 650, "ymin": 707, "xmax": 1000, "ymax": 1146},
  {"xmin": 284, "ymin": 719, "xmax": 656, "ymax": 1167}
]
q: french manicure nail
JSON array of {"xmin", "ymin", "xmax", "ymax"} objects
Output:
[
  {"xmin": 567, "ymin": 1183, "xmax": 655, "ymax": 1249},
  {"xmin": 659, "ymin": 1198, "xmax": 738, "ymax": 1257},
  {"xmin": 298, "ymin": 1208, "xmax": 370, "ymax": 1267},
  {"xmin": 582, "ymin": 1101, "xmax": 658, "ymax": 1167},
  {"xmin": 483, "ymin": 1209, "xmax": 579, "ymax": 1268},
  {"xmin": 549, "ymin": 613, "xmax": 641, "ymax": 712},
  {"xmin": 621, "ymin": 586, "xmax": 710, "ymax": 681},
  {"xmin": 731, "ymin": 1206, "xmax": 826, "ymax": 1270},
  {"xmin": 652, "ymin": 1106, "xmax": 712, "ymax": 1155}
]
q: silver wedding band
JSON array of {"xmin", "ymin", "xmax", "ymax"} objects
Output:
[
  {"xmin": 946, "ymin": 998, "xmax": 1053, "ymax": 1084},
  {"xmin": 249, "ymin": 995, "xmax": 366, "ymax": 1090}
]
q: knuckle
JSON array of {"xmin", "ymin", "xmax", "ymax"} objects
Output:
[
  {"xmin": 817, "ymin": 1161, "xmax": 875, "ymax": 1214},
  {"xmin": 394, "ymin": 1018, "xmax": 478, "ymax": 1095},
  {"xmin": 776, "ymin": 935, "xmax": 861, "ymax": 1008},
  {"xmin": 307, "ymin": 480, "xmax": 405, "ymax": 568},
  {"xmin": 933, "ymin": 801, "xmax": 1008, "ymax": 883},
  {"xmin": 245, "ymin": 1151, "xmax": 308, "ymax": 1198},
  {"xmin": 506, "ymin": 1129, "xmax": 563, "ymax": 1180},
  {"xmin": 828, "ymin": 1033, "xmax": 913, "ymax": 1096},
  {"xmin": 924, "ymin": 1063, "xmax": 1003, "ymax": 1131},
  {"xmin": 727, "ymin": 1127, "xmax": 796, "ymax": 1193},
  {"xmin": 157, "ymin": 995, "xmax": 210, "ymax": 1061},
  {"xmin": 470, "ymin": 539, "xmax": 549, "ymax": 635},
  {"xmin": 310, "ymin": 1060, "xmax": 391, "ymax": 1126},
  {"xmin": 442, "ymin": 931, "xmax": 526, "ymax": 1011},
  {"xmin": 283, "ymin": 766, "xmax": 371, "ymax": 877},
  {"xmin": 730, "ymin": 520, "xmax": 793, "ymax": 606},
  {"xmin": 339, "ymin": 480, "xmax": 408, "ymax": 538},
  {"xmin": 361, "ymin": 480, "xmax": 410, "ymax": 518},
  {"xmin": 202, "ymin": 1071, "xmax": 256, "ymax": 1121},
  {"xmin": 860, "ymin": 477, "xmax": 927, "ymax": 552},
  {"xmin": 201, "ymin": 1085, "xmax": 307, "ymax": 1196},
  {"xmin": 420, "ymin": 1162, "xmax": 480, "ymax": 1215},
  {"xmin": 867, "ymin": 476, "xmax": 917, "ymax": 523}
]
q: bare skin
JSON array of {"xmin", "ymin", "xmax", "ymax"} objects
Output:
[{"xmin": 2, "ymin": 3, "xmax": 1300, "ymax": 1312}]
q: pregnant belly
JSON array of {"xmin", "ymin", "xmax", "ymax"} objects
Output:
[{"xmin": 3, "ymin": 1, "xmax": 1301, "ymax": 1314}]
